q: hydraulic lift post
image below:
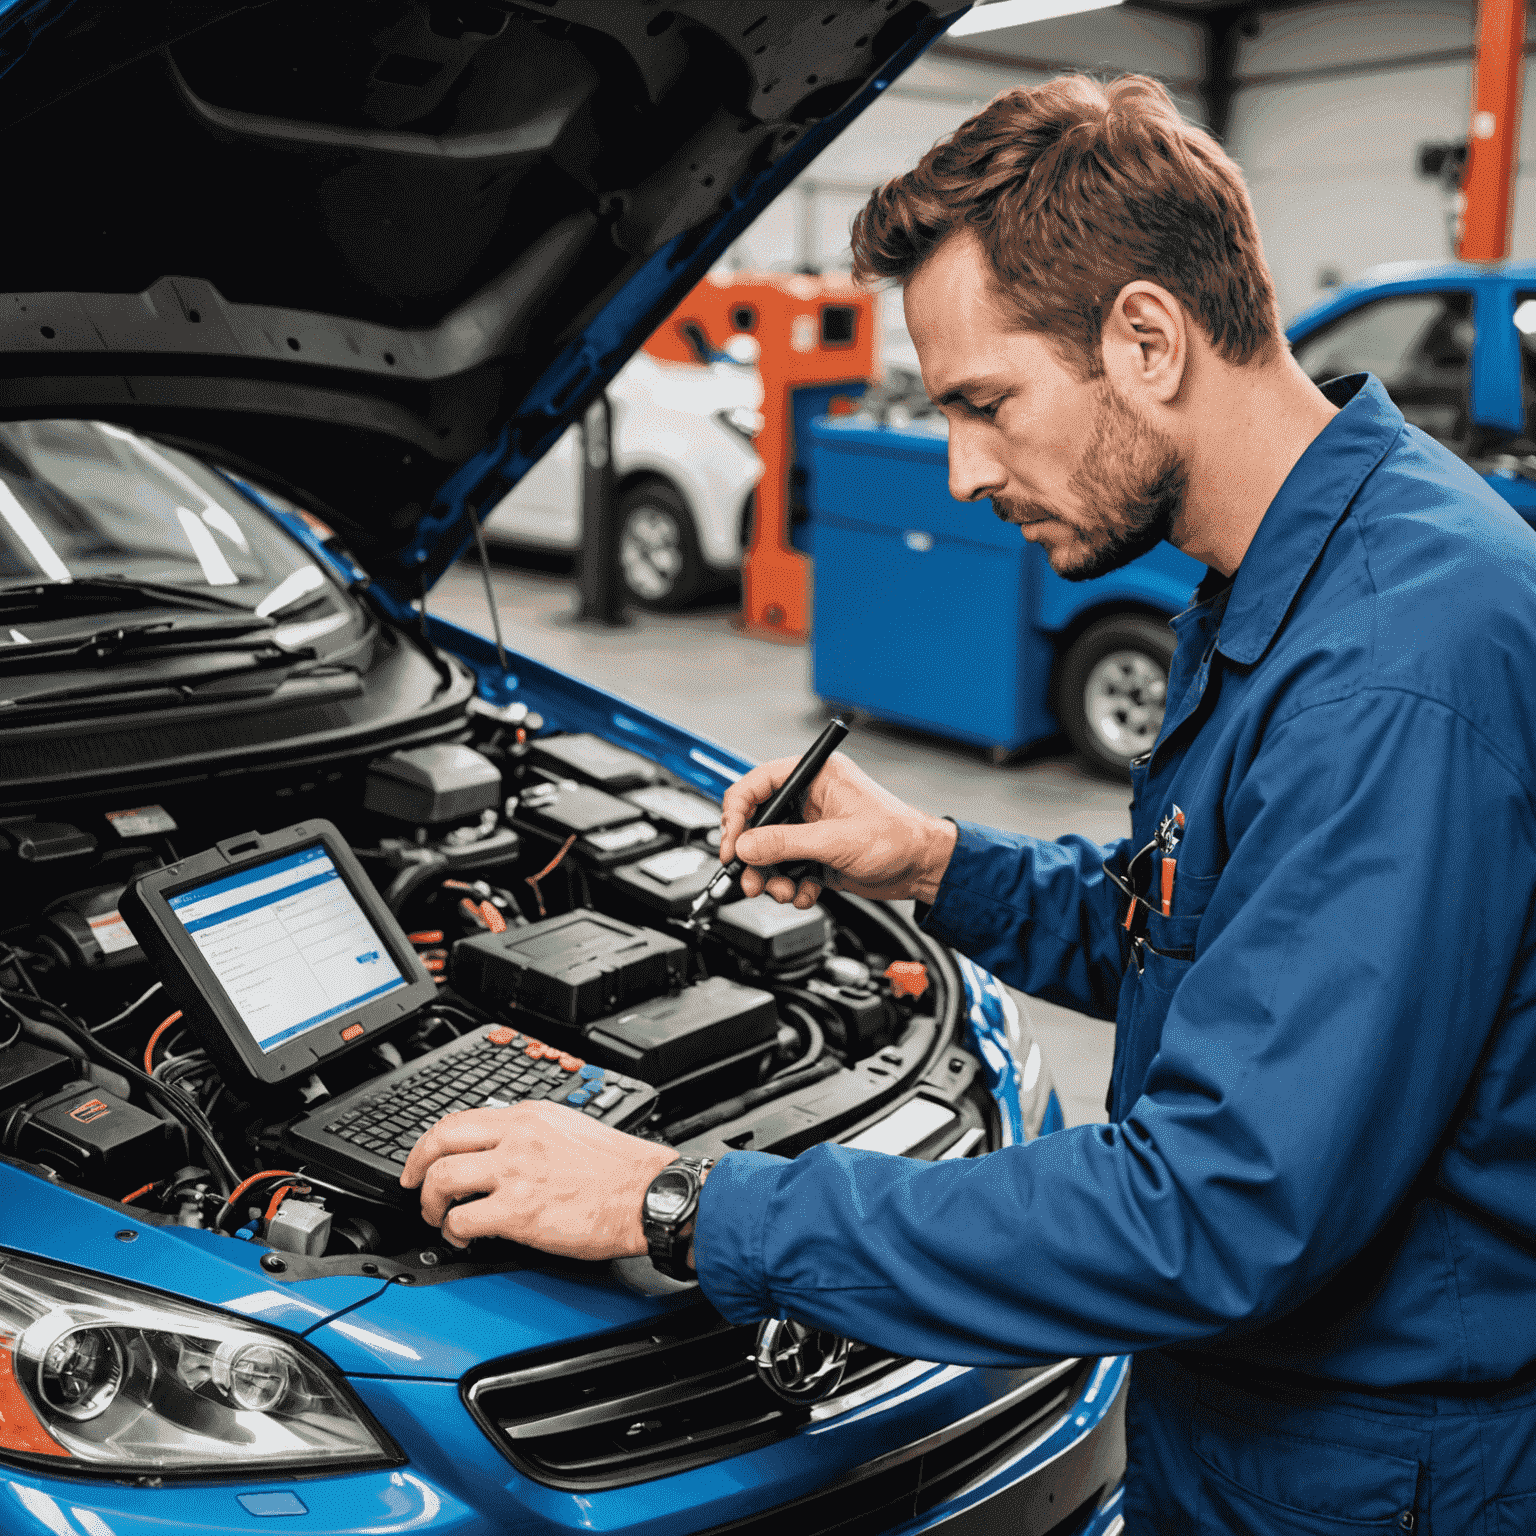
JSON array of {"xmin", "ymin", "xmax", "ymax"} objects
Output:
[
  {"xmin": 1459, "ymin": 0, "xmax": 1528, "ymax": 260},
  {"xmin": 574, "ymin": 391, "xmax": 628, "ymax": 627},
  {"xmin": 644, "ymin": 273, "xmax": 877, "ymax": 641}
]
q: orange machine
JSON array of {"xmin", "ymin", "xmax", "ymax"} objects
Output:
[{"xmin": 644, "ymin": 272, "xmax": 877, "ymax": 639}]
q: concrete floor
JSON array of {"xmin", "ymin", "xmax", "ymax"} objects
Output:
[{"xmin": 432, "ymin": 557, "xmax": 1123, "ymax": 1128}]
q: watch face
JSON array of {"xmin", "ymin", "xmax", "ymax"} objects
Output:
[{"xmin": 646, "ymin": 1168, "xmax": 691, "ymax": 1220}]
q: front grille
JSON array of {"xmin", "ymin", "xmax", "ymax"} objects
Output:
[
  {"xmin": 464, "ymin": 1304, "xmax": 908, "ymax": 1490},
  {"xmin": 698, "ymin": 1357, "xmax": 1103, "ymax": 1536}
]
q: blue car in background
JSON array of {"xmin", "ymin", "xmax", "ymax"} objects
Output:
[
  {"xmin": 1286, "ymin": 259, "xmax": 1536, "ymax": 527},
  {"xmin": 0, "ymin": 3, "xmax": 1128, "ymax": 1533}
]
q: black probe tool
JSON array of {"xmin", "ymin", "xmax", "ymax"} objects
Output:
[{"xmin": 684, "ymin": 716, "xmax": 850, "ymax": 929}]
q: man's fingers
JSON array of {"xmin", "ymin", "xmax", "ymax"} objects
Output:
[
  {"xmin": 419, "ymin": 1150, "xmax": 500, "ymax": 1227},
  {"xmin": 793, "ymin": 878, "xmax": 823, "ymax": 909},
  {"xmin": 763, "ymin": 873, "xmax": 798, "ymax": 904},
  {"xmin": 442, "ymin": 1194, "xmax": 509, "ymax": 1249},
  {"xmin": 719, "ymin": 760, "xmax": 796, "ymax": 861},
  {"xmin": 739, "ymin": 865, "xmax": 766, "ymax": 898},
  {"xmin": 735, "ymin": 819, "xmax": 844, "ymax": 871},
  {"xmin": 399, "ymin": 1108, "xmax": 511, "ymax": 1188}
]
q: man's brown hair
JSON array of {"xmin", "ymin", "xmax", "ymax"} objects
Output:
[{"xmin": 851, "ymin": 74, "xmax": 1283, "ymax": 373}]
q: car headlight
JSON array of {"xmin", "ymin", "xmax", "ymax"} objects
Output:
[
  {"xmin": 715, "ymin": 406, "xmax": 765, "ymax": 442},
  {"xmin": 0, "ymin": 1252, "xmax": 395, "ymax": 1475}
]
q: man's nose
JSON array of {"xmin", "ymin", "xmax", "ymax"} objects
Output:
[{"xmin": 947, "ymin": 425, "xmax": 1008, "ymax": 505}]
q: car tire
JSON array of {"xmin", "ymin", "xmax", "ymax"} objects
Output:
[
  {"xmin": 1058, "ymin": 614, "xmax": 1177, "ymax": 778},
  {"xmin": 617, "ymin": 479, "xmax": 705, "ymax": 610}
]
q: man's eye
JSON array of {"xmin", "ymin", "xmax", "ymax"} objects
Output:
[{"xmin": 976, "ymin": 399, "xmax": 1002, "ymax": 420}]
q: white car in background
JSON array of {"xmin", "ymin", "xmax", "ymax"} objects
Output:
[{"xmin": 484, "ymin": 346, "xmax": 764, "ymax": 609}]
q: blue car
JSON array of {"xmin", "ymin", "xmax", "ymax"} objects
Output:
[
  {"xmin": 1286, "ymin": 258, "xmax": 1536, "ymax": 527},
  {"xmin": 0, "ymin": 3, "xmax": 1127, "ymax": 1533}
]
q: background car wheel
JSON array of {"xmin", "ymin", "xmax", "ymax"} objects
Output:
[
  {"xmin": 1058, "ymin": 614, "xmax": 1177, "ymax": 778},
  {"xmin": 617, "ymin": 480, "xmax": 704, "ymax": 610}
]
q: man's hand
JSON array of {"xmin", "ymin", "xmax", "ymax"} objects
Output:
[
  {"xmin": 399, "ymin": 1101, "xmax": 679, "ymax": 1257},
  {"xmin": 720, "ymin": 750, "xmax": 958, "ymax": 908}
]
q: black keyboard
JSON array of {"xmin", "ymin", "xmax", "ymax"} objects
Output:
[{"xmin": 287, "ymin": 1022, "xmax": 659, "ymax": 1194}]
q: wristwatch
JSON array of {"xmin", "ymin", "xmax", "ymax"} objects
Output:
[{"xmin": 643, "ymin": 1155, "xmax": 714, "ymax": 1280}]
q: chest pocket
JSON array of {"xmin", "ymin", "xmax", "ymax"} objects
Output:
[{"xmin": 1109, "ymin": 867, "xmax": 1219, "ymax": 1120}]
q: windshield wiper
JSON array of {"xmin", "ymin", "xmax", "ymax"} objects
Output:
[
  {"xmin": 0, "ymin": 577, "xmax": 252, "ymax": 618},
  {"xmin": 0, "ymin": 613, "xmax": 277, "ymax": 670},
  {"xmin": 0, "ymin": 657, "xmax": 358, "ymax": 716}
]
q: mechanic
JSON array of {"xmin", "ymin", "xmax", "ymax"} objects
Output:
[{"xmin": 402, "ymin": 75, "xmax": 1536, "ymax": 1529}]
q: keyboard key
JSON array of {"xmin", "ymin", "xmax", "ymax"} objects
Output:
[
  {"xmin": 566, "ymin": 1089, "xmax": 591, "ymax": 1106},
  {"xmin": 388, "ymin": 1149, "xmax": 409, "ymax": 1164},
  {"xmin": 592, "ymin": 1086, "xmax": 624, "ymax": 1110},
  {"xmin": 579, "ymin": 1064, "xmax": 604, "ymax": 1079},
  {"xmin": 486, "ymin": 1027, "xmax": 516, "ymax": 1046}
]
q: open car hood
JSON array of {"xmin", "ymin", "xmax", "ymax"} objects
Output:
[{"xmin": 0, "ymin": 0, "xmax": 961, "ymax": 609}]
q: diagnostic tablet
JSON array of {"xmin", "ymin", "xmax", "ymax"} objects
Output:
[{"xmin": 121, "ymin": 821, "xmax": 435, "ymax": 1087}]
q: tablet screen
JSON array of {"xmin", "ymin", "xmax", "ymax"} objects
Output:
[{"xmin": 167, "ymin": 845, "xmax": 408, "ymax": 1054}]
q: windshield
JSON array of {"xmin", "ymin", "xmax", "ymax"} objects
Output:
[{"xmin": 0, "ymin": 420, "xmax": 344, "ymax": 621}]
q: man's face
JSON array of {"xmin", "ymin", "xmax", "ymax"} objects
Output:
[{"xmin": 904, "ymin": 233, "xmax": 1186, "ymax": 581}]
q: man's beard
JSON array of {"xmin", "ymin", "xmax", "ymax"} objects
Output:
[{"xmin": 994, "ymin": 381, "xmax": 1187, "ymax": 582}]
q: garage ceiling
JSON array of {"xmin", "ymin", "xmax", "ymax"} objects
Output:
[{"xmin": 933, "ymin": 0, "xmax": 1484, "ymax": 138}]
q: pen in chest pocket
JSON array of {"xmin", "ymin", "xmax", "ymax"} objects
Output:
[{"xmin": 1157, "ymin": 805, "xmax": 1185, "ymax": 917}]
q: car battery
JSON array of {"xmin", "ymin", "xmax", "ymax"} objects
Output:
[
  {"xmin": 528, "ymin": 734, "xmax": 657, "ymax": 791},
  {"xmin": 575, "ymin": 819, "xmax": 674, "ymax": 870},
  {"xmin": 622, "ymin": 785, "xmax": 722, "ymax": 838},
  {"xmin": 610, "ymin": 844, "xmax": 730, "ymax": 918},
  {"xmin": 12, "ymin": 1082, "xmax": 178, "ymax": 1192},
  {"xmin": 365, "ymin": 744, "xmax": 502, "ymax": 824},
  {"xmin": 515, "ymin": 781, "xmax": 645, "ymax": 840},
  {"xmin": 531, "ymin": 977, "xmax": 778, "ymax": 1084},
  {"xmin": 451, "ymin": 908, "xmax": 688, "ymax": 1025},
  {"xmin": 714, "ymin": 894, "xmax": 831, "ymax": 963}
]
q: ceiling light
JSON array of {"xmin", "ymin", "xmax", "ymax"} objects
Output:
[{"xmin": 948, "ymin": 0, "xmax": 1121, "ymax": 37}]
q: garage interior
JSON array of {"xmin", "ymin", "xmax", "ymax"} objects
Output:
[{"xmin": 467, "ymin": 0, "xmax": 1526, "ymax": 1130}]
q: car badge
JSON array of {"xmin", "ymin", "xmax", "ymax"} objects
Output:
[{"xmin": 751, "ymin": 1318, "xmax": 851, "ymax": 1405}]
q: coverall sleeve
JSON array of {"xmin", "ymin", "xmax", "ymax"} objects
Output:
[
  {"xmin": 917, "ymin": 819, "xmax": 1130, "ymax": 1022},
  {"xmin": 695, "ymin": 690, "xmax": 1536, "ymax": 1365}
]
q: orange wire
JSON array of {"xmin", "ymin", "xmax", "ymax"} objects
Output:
[
  {"xmin": 121, "ymin": 1182, "xmax": 156, "ymax": 1205},
  {"xmin": 263, "ymin": 1182, "xmax": 307, "ymax": 1226},
  {"xmin": 143, "ymin": 1011, "xmax": 184, "ymax": 1073},
  {"xmin": 224, "ymin": 1169, "xmax": 299, "ymax": 1211},
  {"xmin": 525, "ymin": 834, "xmax": 578, "ymax": 919},
  {"xmin": 480, "ymin": 900, "xmax": 507, "ymax": 934}
]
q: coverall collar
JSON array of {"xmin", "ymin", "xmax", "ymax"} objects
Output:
[{"xmin": 1215, "ymin": 373, "xmax": 1403, "ymax": 666}]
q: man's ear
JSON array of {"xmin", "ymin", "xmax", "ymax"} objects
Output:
[{"xmin": 1100, "ymin": 281, "xmax": 1187, "ymax": 405}]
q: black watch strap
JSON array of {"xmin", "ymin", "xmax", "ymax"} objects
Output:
[{"xmin": 643, "ymin": 1156, "xmax": 714, "ymax": 1280}]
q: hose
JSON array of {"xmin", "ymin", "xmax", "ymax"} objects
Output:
[{"xmin": 765, "ymin": 1002, "xmax": 824, "ymax": 1082}]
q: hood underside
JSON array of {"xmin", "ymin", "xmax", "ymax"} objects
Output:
[{"xmin": 0, "ymin": 0, "xmax": 960, "ymax": 601}]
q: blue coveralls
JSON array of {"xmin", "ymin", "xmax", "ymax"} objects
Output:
[{"xmin": 696, "ymin": 376, "xmax": 1536, "ymax": 1531}]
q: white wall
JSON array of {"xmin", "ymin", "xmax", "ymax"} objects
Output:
[
  {"xmin": 1225, "ymin": 0, "xmax": 1478, "ymax": 320},
  {"xmin": 725, "ymin": 0, "xmax": 1532, "ymax": 350}
]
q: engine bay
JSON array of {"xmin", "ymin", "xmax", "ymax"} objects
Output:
[{"xmin": 0, "ymin": 711, "xmax": 993, "ymax": 1282}]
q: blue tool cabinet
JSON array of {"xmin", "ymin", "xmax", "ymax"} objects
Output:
[{"xmin": 803, "ymin": 414, "xmax": 1203, "ymax": 754}]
